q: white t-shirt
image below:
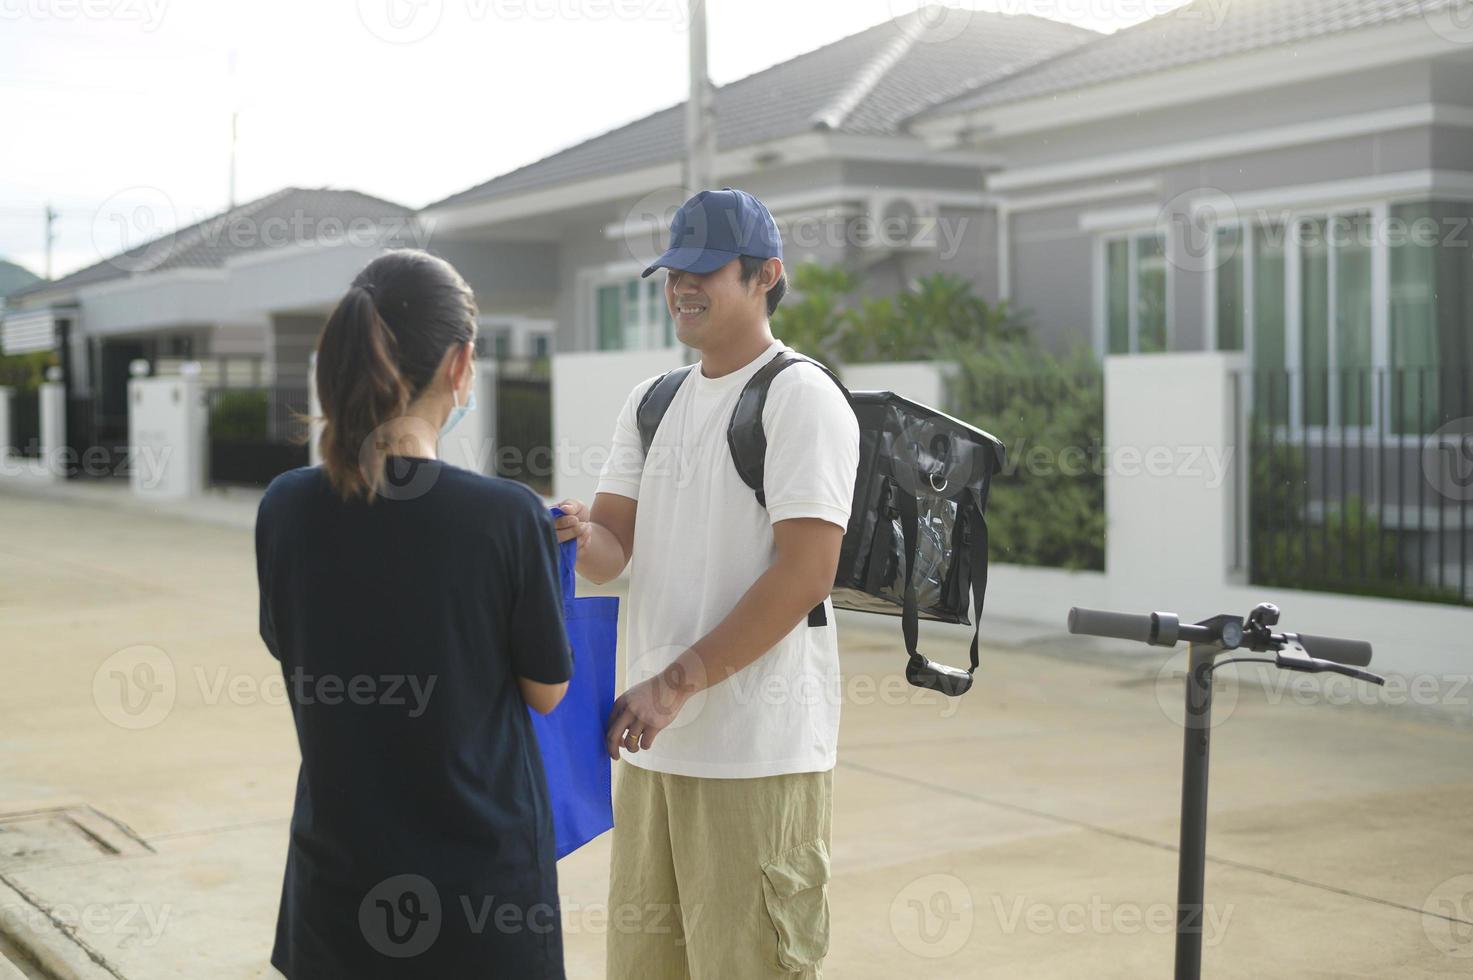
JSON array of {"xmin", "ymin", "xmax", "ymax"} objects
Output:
[{"xmin": 594, "ymin": 340, "xmax": 860, "ymax": 779}]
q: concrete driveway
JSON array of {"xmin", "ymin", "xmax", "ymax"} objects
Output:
[{"xmin": 1, "ymin": 488, "xmax": 1470, "ymax": 978}]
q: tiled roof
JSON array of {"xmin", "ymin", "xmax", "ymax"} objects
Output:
[
  {"xmin": 917, "ymin": 0, "xmax": 1452, "ymax": 117},
  {"xmin": 10, "ymin": 187, "xmax": 411, "ymax": 301},
  {"xmin": 425, "ymin": 10, "xmax": 1094, "ymax": 211}
]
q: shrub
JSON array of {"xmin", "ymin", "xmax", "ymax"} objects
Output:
[
  {"xmin": 0, "ymin": 350, "xmax": 57, "ymax": 390},
  {"xmin": 947, "ymin": 340, "xmax": 1105, "ymax": 571},
  {"xmin": 1247, "ymin": 424, "xmax": 1462, "ymax": 604},
  {"xmin": 209, "ymin": 390, "xmax": 268, "ymax": 441},
  {"xmin": 771, "ymin": 264, "xmax": 1029, "ymax": 368}
]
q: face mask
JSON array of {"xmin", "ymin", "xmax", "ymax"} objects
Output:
[{"xmin": 440, "ymin": 378, "xmax": 476, "ymax": 437}]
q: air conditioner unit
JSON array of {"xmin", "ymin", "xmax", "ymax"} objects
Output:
[{"xmin": 856, "ymin": 195, "xmax": 941, "ymax": 252}]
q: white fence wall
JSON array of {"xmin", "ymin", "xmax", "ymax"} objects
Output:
[
  {"xmin": 128, "ymin": 374, "xmax": 206, "ymax": 499},
  {"xmin": 39, "ymin": 381, "xmax": 65, "ymax": 480},
  {"xmin": 1093, "ymin": 353, "xmax": 1469, "ymax": 682},
  {"xmin": 551, "ymin": 347, "xmax": 686, "ymax": 505},
  {"xmin": 0, "ymin": 386, "xmax": 11, "ymax": 455},
  {"xmin": 841, "ymin": 360, "xmax": 952, "ymax": 410}
]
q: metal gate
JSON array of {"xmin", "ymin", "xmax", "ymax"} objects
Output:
[
  {"xmin": 65, "ymin": 395, "xmax": 131, "ymax": 478},
  {"xmin": 206, "ymin": 385, "xmax": 310, "ymax": 487},
  {"xmin": 8, "ymin": 389, "xmax": 40, "ymax": 458},
  {"xmin": 496, "ymin": 374, "xmax": 552, "ymax": 495}
]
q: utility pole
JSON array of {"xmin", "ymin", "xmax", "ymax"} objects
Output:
[
  {"xmin": 685, "ymin": 0, "xmax": 716, "ymax": 194},
  {"xmin": 228, "ymin": 111, "xmax": 238, "ymax": 209},
  {"xmin": 227, "ymin": 48, "xmax": 239, "ymax": 209},
  {"xmin": 44, "ymin": 203, "xmax": 58, "ymax": 280}
]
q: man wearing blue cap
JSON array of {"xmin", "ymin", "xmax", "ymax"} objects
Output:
[{"xmin": 554, "ymin": 188, "xmax": 859, "ymax": 978}]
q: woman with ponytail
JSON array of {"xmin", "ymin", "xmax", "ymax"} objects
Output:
[{"xmin": 255, "ymin": 249, "xmax": 573, "ymax": 978}]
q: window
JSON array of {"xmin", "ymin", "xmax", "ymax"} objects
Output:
[
  {"xmin": 1212, "ymin": 199, "xmax": 1472, "ymax": 437},
  {"xmin": 1390, "ymin": 200, "xmax": 1473, "ymax": 434},
  {"xmin": 1297, "ymin": 212, "xmax": 1374, "ymax": 429},
  {"xmin": 1102, "ymin": 231, "xmax": 1168, "ymax": 354},
  {"xmin": 595, "ymin": 275, "xmax": 674, "ymax": 351},
  {"xmin": 532, "ymin": 334, "xmax": 550, "ymax": 359},
  {"xmin": 1215, "ymin": 221, "xmax": 1290, "ymax": 423},
  {"xmin": 1215, "ymin": 225, "xmax": 1243, "ymax": 352}
]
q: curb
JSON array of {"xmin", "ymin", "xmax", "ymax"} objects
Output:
[{"xmin": 0, "ymin": 879, "xmax": 123, "ymax": 980}]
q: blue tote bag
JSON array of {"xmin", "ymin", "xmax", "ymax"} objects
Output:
[{"xmin": 528, "ymin": 508, "xmax": 617, "ymax": 859}]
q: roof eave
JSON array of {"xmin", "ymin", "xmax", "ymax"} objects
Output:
[
  {"xmin": 914, "ymin": 16, "xmax": 1466, "ymax": 148},
  {"xmin": 420, "ymin": 131, "xmax": 1004, "ymax": 233}
]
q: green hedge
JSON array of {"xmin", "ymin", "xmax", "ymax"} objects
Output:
[
  {"xmin": 209, "ymin": 390, "xmax": 269, "ymax": 441},
  {"xmin": 948, "ymin": 342, "xmax": 1105, "ymax": 571},
  {"xmin": 773, "ymin": 261, "xmax": 1105, "ymax": 570},
  {"xmin": 0, "ymin": 350, "xmax": 57, "ymax": 391}
]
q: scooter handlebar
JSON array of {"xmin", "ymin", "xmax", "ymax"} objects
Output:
[
  {"xmin": 1290, "ymin": 633, "xmax": 1374, "ymax": 667},
  {"xmin": 1067, "ymin": 607, "xmax": 1154, "ymax": 644}
]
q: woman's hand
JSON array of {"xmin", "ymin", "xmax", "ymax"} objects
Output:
[{"xmin": 553, "ymin": 499, "xmax": 593, "ymax": 554}]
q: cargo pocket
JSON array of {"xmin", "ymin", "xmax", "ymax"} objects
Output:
[{"xmin": 760, "ymin": 839, "xmax": 831, "ymax": 973}]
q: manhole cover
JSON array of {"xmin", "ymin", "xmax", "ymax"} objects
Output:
[{"xmin": 0, "ymin": 807, "xmax": 152, "ymax": 875}]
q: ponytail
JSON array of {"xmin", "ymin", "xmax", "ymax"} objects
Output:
[{"xmin": 312, "ymin": 250, "xmax": 477, "ymax": 503}]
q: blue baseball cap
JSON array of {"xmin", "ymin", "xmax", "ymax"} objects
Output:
[{"xmin": 641, "ymin": 187, "xmax": 783, "ymax": 279}]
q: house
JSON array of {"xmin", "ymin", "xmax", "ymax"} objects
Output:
[
  {"xmin": 417, "ymin": 9, "xmax": 1096, "ymax": 357},
  {"xmin": 418, "ymin": 0, "xmax": 1470, "ymax": 592},
  {"xmin": 0, "ymin": 188, "xmax": 422, "ymax": 470},
  {"xmin": 909, "ymin": 0, "xmax": 1473, "ymax": 597},
  {"xmin": 0, "ymin": 259, "xmax": 42, "ymax": 311},
  {"xmin": 911, "ymin": 0, "xmax": 1472, "ymax": 371}
]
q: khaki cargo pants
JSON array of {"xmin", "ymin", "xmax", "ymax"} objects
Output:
[{"xmin": 605, "ymin": 764, "xmax": 833, "ymax": 979}]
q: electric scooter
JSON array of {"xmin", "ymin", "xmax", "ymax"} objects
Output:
[{"xmin": 1066, "ymin": 602, "xmax": 1386, "ymax": 980}]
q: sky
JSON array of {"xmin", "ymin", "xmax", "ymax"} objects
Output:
[{"xmin": 0, "ymin": 0, "xmax": 1193, "ymax": 280}]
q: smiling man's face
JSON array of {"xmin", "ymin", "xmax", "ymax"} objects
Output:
[{"xmin": 663, "ymin": 259, "xmax": 770, "ymax": 349}]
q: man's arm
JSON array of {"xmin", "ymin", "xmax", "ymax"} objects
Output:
[
  {"xmin": 554, "ymin": 493, "xmax": 635, "ymax": 584},
  {"xmin": 604, "ymin": 516, "xmax": 842, "ymax": 757}
]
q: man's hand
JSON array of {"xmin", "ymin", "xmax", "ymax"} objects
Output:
[
  {"xmin": 606, "ymin": 663, "xmax": 696, "ymax": 759},
  {"xmin": 553, "ymin": 498, "xmax": 593, "ymax": 554}
]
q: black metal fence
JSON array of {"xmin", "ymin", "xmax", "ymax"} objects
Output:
[
  {"xmin": 65, "ymin": 395, "xmax": 131, "ymax": 478},
  {"xmin": 496, "ymin": 374, "xmax": 552, "ymax": 495},
  {"xmin": 206, "ymin": 386, "xmax": 310, "ymax": 487},
  {"xmin": 8, "ymin": 389, "xmax": 40, "ymax": 458},
  {"xmin": 1238, "ymin": 367, "xmax": 1472, "ymax": 606}
]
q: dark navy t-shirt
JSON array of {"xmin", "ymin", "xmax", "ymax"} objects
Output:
[{"xmin": 254, "ymin": 457, "xmax": 572, "ymax": 978}]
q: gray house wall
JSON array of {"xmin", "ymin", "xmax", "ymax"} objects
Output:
[
  {"xmin": 983, "ymin": 57, "xmax": 1464, "ymax": 354},
  {"xmin": 431, "ymin": 240, "xmax": 560, "ymax": 318},
  {"xmin": 1009, "ymin": 203, "xmax": 1103, "ymax": 354},
  {"xmin": 988, "ymin": 62, "xmax": 1434, "ymax": 170},
  {"xmin": 546, "ymin": 154, "xmax": 998, "ymax": 352},
  {"xmin": 271, "ymin": 314, "xmax": 321, "ymax": 387}
]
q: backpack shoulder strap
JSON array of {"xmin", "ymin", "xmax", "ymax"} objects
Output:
[
  {"xmin": 635, "ymin": 364, "xmax": 697, "ymax": 456},
  {"xmin": 727, "ymin": 349, "xmax": 852, "ymax": 506}
]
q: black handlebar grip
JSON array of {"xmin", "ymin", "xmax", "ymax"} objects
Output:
[
  {"xmin": 1067, "ymin": 607, "xmax": 1153, "ymax": 644},
  {"xmin": 1295, "ymin": 633, "xmax": 1373, "ymax": 667}
]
